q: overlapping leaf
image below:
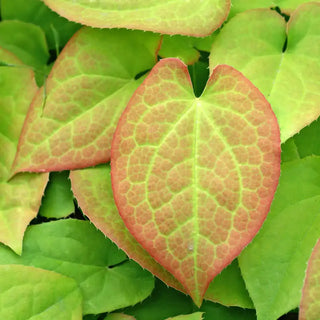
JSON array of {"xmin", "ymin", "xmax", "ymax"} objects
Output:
[
  {"xmin": 111, "ymin": 58, "xmax": 280, "ymax": 305},
  {"xmin": 105, "ymin": 314, "xmax": 136, "ymax": 320},
  {"xmin": 1, "ymin": 0, "xmax": 80, "ymax": 50},
  {"xmin": 70, "ymin": 165, "xmax": 254, "ymax": 308},
  {"xmin": 0, "ymin": 264, "xmax": 82, "ymax": 319},
  {"xmin": 299, "ymin": 239, "xmax": 320, "ymax": 320},
  {"xmin": 42, "ymin": 0, "xmax": 230, "ymax": 37},
  {"xmin": 0, "ymin": 47, "xmax": 48, "ymax": 253},
  {"xmin": 209, "ymin": 3, "xmax": 320, "ymax": 142},
  {"xmin": 166, "ymin": 313, "xmax": 203, "ymax": 320},
  {"xmin": 0, "ymin": 219, "xmax": 155, "ymax": 314},
  {"xmin": 239, "ymin": 157, "xmax": 320, "ymax": 320},
  {"xmin": 12, "ymin": 28, "xmax": 161, "ymax": 173}
]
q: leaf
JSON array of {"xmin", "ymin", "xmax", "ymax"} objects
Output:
[
  {"xmin": 0, "ymin": 219, "xmax": 155, "ymax": 315},
  {"xmin": 111, "ymin": 58, "xmax": 281, "ymax": 305},
  {"xmin": 39, "ymin": 171, "xmax": 75, "ymax": 219},
  {"xmin": 299, "ymin": 238, "xmax": 320, "ymax": 320},
  {"xmin": 209, "ymin": 3, "xmax": 320, "ymax": 142},
  {"xmin": 0, "ymin": 47, "xmax": 48, "ymax": 254},
  {"xmin": 0, "ymin": 264, "xmax": 82, "ymax": 319},
  {"xmin": 238, "ymin": 156, "xmax": 320, "ymax": 320},
  {"xmin": 0, "ymin": 20, "xmax": 49, "ymax": 71},
  {"xmin": 12, "ymin": 28, "xmax": 161, "ymax": 173},
  {"xmin": 70, "ymin": 165, "xmax": 185, "ymax": 293},
  {"xmin": 1, "ymin": 0, "xmax": 80, "ymax": 49},
  {"xmin": 229, "ymin": 0, "xmax": 318, "ymax": 18},
  {"xmin": 105, "ymin": 314, "xmax": 136, "ymax": 320},
  {"xmin": 42, "ymin": 0, "xmax": 230, "ymax": 37},
  {"xmin": 166, "ymin": 313, "xmax": 203, "ymax": 320},
  {"xmin": 205, "ymin": 259, "xmax": 254, "ymax": 308}
]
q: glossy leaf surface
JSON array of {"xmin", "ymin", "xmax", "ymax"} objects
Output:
[
  {"xmin": 210, "ymin": 3, "xmax": 320, "ymax": 142},
  {"xmin": 12, "ymin": 28, "xmax": 161, "ymax": 173},
  {"xmin": 42, "ymin": 0, "xmax": 230, "ymax": 37},
  {"xmin": 0, "ymin": 220, "xmax": 154, "ymax": 314},
  {"xmin": 39, "ymin": 171, "xmax": 75, "ymax": 218},
  {"xmin": 111, "ymin": 58, "xmax": 280, "ymax": 304},
  {"xmin": 1, "ymin": 0, "xmax": 80, "ymax": 49},
  {"xmin": 299, "ymin": 239, "xmax": 320, "ymax": 320},
  {"xmin": 239, "ymin": 156, "xmax": 320, "ymax": 320},
  {"xmin": 0, "ymin": 264, "xmax": 82, "ymax": 319},
  {"xmin": 0, "ymin": 47, "xmax": 48, "ymax": 253}
]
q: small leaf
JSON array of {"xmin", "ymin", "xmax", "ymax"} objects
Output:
[
  {"xmin": 39, "ymin": 171, "xmax": 75, "ymax": 219},
  {"xmin": 0, "ymin": 47, "xmax": 48, "ymax": 253},
  {"xmin": 0, "ymin": 20, "xmax": 49, "ymax": 71},
  {"xmin": 239, "ymin": 156, "xmax": 320, "ymax": 320},
  {"xmin": 209, "ymin": 3, "xmax": 320, "ymax": 142},
  {"xmin": 205, "ymin": 259, "xmax": 254, "ymax": 308},
  {"xmin": 0, "ymin": 264, "xmax": 82, "ymax": 319},
  {"xmin": 0, "ymin": 219, "xmax": 154, "ymax": 315},
  {"xmin": 111, "ymin": 58, "xmax": 280, "ymax": 305},
  {"xmin": 70, "ymin": 165, "xmax": 185, "ymax": 293},
  {"xmin": 166, "ymin": 313, "xmax": 203, "ymax": 320},
  {"xmin": 1, "ymin": 0, "xmax": 80, "ymax": 49},
  {"xmin": 299, "ymin": 238, "xmax": 320, "ymax": 320},
  {"xmin": 42, "ymin": 0, "xmax": 230, "ymax": 37},
  {"xmin": 12, "ymin": 28, "xmax": 161, "ymax": 173}
]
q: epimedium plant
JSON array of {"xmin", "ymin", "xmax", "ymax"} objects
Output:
[{"xmin": 0, "ymin": 0, "xmax": 319, "ymax": 319}]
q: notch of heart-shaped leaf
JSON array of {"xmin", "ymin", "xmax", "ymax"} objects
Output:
[
  {"xmin": 42, "ymin": 0, "xmax": 230, "ymax": 37},
  {"xmin": 111, "ymin": 58, "xmax": 281, "ymax": 305},
  {"xmin": 11, "ymin": 28, "xmax": 161, "ymax": 174},
  {"xmin": 299, "ymin": 238, "xmax": 320, "ymax": 320}
]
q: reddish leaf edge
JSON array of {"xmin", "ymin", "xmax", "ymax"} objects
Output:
[
  {"xmin": 42, "ymin": 0, "xmax": 231, "ymax": 37},
  {"xmin": 110, "ymin": 58, "xmax": 281, "ymax": 305}
]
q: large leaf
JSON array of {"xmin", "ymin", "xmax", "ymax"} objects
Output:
[
  {"xmin": 71, "ymin": 164, "xmax": 254, "ymax": 308},
  {"xmin": 105, "ymin": 314, "xmax": 136, "ymax": 320},
  {"xmin": 111, "ymin": 58, "xmax": 280, "ymax": 305},
  {"xmin": 0, "ymin": 264, "xmax": 82, "ymax": 319},
  {"xmin": 209, "ymin": 3, "xmax": 320, "ymax": 142},
  {"xmin": 12, "ymin": 28, "xmax": 161, "ymax": 174},
  {"xmin": 299, "ymin": 239, "xmax": 320, "ymax": 320},
  {"xmin": 239, "ymin": 156, "xmax": 320, "ymax": 320},
  {"xmin": 0, "ymin": 47, "xmax": 48, "ymax": 253},
  {"xmin": 166, "ymin": 313, "xmax": 203, "ymax": 320},
  {"xmin": 42, "ymin": 0, "xmax": 230, "ymax": 37},
  {"xmin": 0, "ymin": 219, "xmax": 155, "ymax": 315},
  {"xmin": 1, "ymin": 0, "xmax": 80, "ymax": 50}
]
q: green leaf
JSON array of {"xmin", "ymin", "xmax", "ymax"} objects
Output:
[
  {"xmin": 12, "ymin": 28, "xmax": 161, "ymax": 173},
  {"xmin": 229, "ymin": 0, "xmax": 318, "ymax": 18},
  {"xmin": 239, "ymin": 156, "xmax": 320, "ymax": 320},
  {"xmin": 70, "ymin": 165, "xmax": 185, "ymax": 294},
  {"xmin": 39, "ymin": 171, "xmax": 75, "ymax": 219},
  {"xmin": 0, "ymin": 264, "xmax": 82, "ymax": 319},
  {"xmin": 42, "ymin": 0, "xmax": 230, "ymax": 37},
  {"xmin": 0, "ymin": 219, "xmax": 155, "ymax": 315},
  {"xmin": 111, "ymin": 58, "xmax": 280, "ymax": 305},
  {"xmin": 205, "ymin": 259, "xmax": 254, "ymax": 308},
  {"xmin": 105, "ymin": 314, "xmax": 136, "ymax": 320},
  {"xmin": 0, "ymin": 47, "xmax": 48, "ymax": 254},
  {"xmin": 1, "ymin": 0, "xmax": 80, "ymax": 49},
  {"xmin": 166, "ymin": 313, "xmax": 203, "ymax": 320},
  {"xmin": 299, "ymin": 238, "xmax": 320, "ymax": 320},
  {"xmin": 209, "ymin": 3, "xmax": 320, "ymax": 142},
  {"xmin": 0, "ymin": 20, "xmax": 49, "ymax": 71}
]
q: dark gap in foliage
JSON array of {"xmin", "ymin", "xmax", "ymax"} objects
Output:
[
  {"xmin": 278, "ymin": 311, "xmax": 298, "ymax": 319},
  {"xmin": 271, "ymin": 6, "xmax": 290, "ymax": 22},
  {"xmin": 47, "ymin": 49, "xmax": 59, "ymax": 65},
  {"xmin": 71, "ymin": 199, "xmax": 88, "ymax": 220},
  {"xmin": 108, "ymin": 259, "xmax": 129, "ymax": 269},
  {"xmin": 282, "ymin": 36, "xmax": 288, "ymax": 52},
  {"xmin": 135, "ymin": 69, "xmax": 151, "ymax": 80},
  {"xmin": 29, "ymin": 215, "xmax": 58, "ymax": 225},
  {"xmin": 188, "ymin": 51, "xmax": 210, "ymax": 97}
]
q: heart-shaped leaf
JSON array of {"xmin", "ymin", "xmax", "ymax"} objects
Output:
[
  {"xmin": 111, "ymin": 58, "xmax": 281, "ymax": 305},
  {"xmin": 299, "ymin": 238, "xmax": 320, "ymax": 320},
  {"xmin": 42, "ymin": 0, "xmax": 230, "ymax": 37},
  {"xmin": 209, "ymin": 3, "xmax": 320, "ymax": 142},
  {"xmin": 0, "ymin": 219, "xmax": 155, "ymax": 315},
  {"xmin": 0, "ymin": 264, "xmax": 82, "ymax": 319},
  {"xmin": 0, "ymin": 47, "xmax": 48, "ymax": 253},
  {"xmin": 12, "ymin": 28, "xmax": 161, "ymax": 174},
  {"xmin": 239, "ymin": 156, "xmax": 320, "ymax": 320}
]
